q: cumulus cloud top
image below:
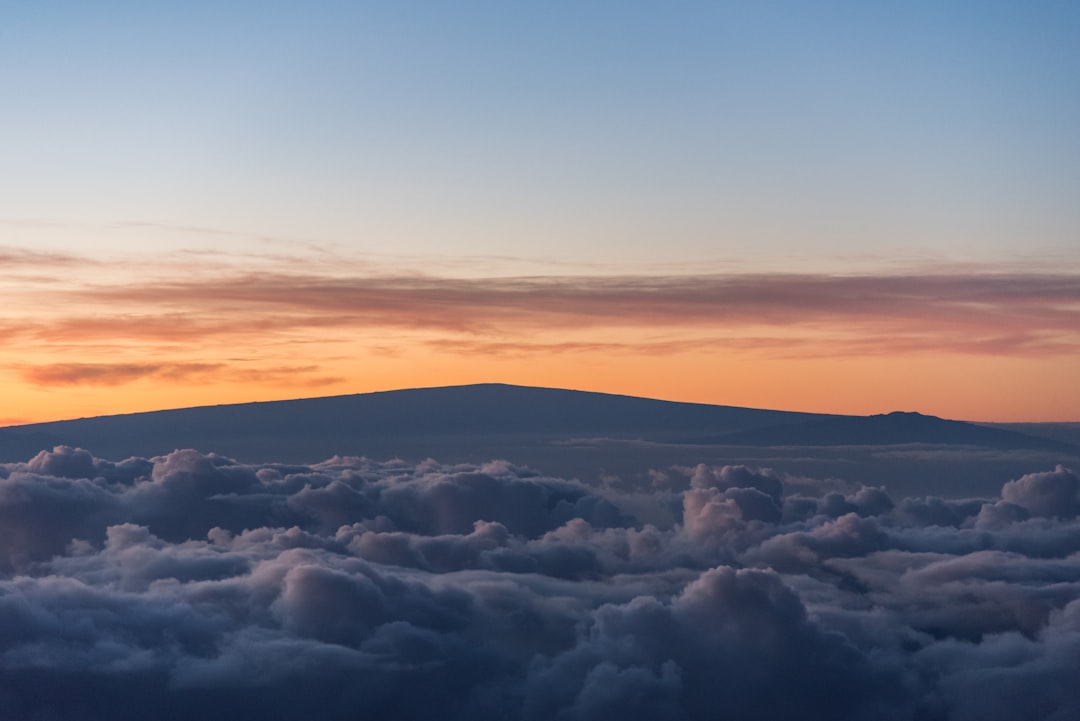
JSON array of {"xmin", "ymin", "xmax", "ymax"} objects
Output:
[{"xmin": 0, "ymin": 447, "xmax": 1078, "ymax": 719}]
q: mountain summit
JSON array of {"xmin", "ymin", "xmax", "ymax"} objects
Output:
[
  {"xmin": 1, "ymin": 384, "xmax": 1069, "ymax": 464},
  {"xmin": 0, "ymin": 384, "xmax": 820, "ymax": 462},
  {"xmin": 710, "ymin": 410, "xmax": 1070, "ymax": 450}
]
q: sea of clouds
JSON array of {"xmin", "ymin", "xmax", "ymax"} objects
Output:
[{"xmin": 0, "ymin": 446, "xmax": 1078, "ymax": 720}]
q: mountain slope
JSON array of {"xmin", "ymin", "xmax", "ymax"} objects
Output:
[
  {"xmin": 709, "ymin": 411, "xmax": 1071, "ymax": 451},
  {"xmin": 0, "ymin": 384, "xmax": 826, "ymax": 462},
  {"xmin": 0, "ymin": 385, "xmax": 1070, "ymax": 467}
]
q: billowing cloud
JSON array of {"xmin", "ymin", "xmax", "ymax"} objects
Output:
[
  {"xmin": 0, "ymin": 446, "xmax": 1077, "ymax": 718},
  {"xmin": 1000, "ymin": 465, "xmax": 1080, "ymax": 518}
]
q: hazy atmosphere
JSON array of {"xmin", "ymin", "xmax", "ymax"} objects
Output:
[
  {"xmin": 2, "ymin": 2, "xmax": 1079, "ymax": 720},
  {"xmin": 3, "ymin": 1, "xmax": 1079, "ymax": 423}
]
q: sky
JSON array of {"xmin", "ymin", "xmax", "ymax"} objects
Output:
[{"xmin": 2, "ymin": 0, "xmax": 1079, "ymax": 424}]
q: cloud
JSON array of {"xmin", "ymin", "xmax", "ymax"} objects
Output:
[
  {"xmin": 0, "ymin": 446, "xmax": 1077, "ymax": 718},
  {"xmin": 0, "ymin": 244, "xmax": 90, "ymax": 268},
  {"xmin": 3, "ymin": 257, "xmax": 1079, "ymax": 360},
  {"xmin": 428, "ymin": 331, "xmax": 1080, "ymax": 360},
  {"xmin": 19, "ymin": 362, "xmax": 343, "ymax": 387},
  {"xmin": 67, "ymin": 270, "xmax": 1080, "ymax": 336},
  {"xmin": 1001, "ymin": 465, "xmax": 1080, "ymax": 518}
]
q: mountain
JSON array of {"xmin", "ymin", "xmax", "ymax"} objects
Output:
[
  {"xmin": 0, "ymin": 383, "xmax": 825, "ymax": 463},
  {"xmin": 977, "ymin": 421, "xmax": 1080, "ymax": 449},
  {"xmin": 1, "ymin": 384, "xmax": 1075, "ymax": 498},
  {"xmin": 705, "ymin": 411, "xmax": 1073, "ymax": 451}
]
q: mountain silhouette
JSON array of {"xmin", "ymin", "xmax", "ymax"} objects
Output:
[
  {"xmin": 0, "ymin": 385, "xmax": 1070, "ymax": 465},
  {"xmin": 708, "ymin": 411, "xmax": 1071, "ymax": 450},
  {"xmin": 0, "ymin": 384, "xmax": 823, "ymax": 462}
]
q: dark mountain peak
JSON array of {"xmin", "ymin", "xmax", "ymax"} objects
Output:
[
  {"xmin": 0, "ymin": 384, "xmax": 1071, "ymax": 463},
  {"xmin": 712, "ymin": 409, "xmax": 1071, "ymax": 451},
  {"xmin": 0, "ymin": 384, "xmax": 826, "ymax": 463}
]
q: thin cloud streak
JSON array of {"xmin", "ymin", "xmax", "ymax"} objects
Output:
[
  {"xmin": 72, "ymin": 271, "xmax": 1080, "ymax": 327},
  {"xmin": 14, "ymin": 270, "xmax": 1075, "ymax": 357},
  {"xmin": 425, "ymin": 332, "xmax": 1080, "ymax": 360},
  {"xmin": 20, "ymin": 362, "xmax": 344, "ymax": 388},
  {"xmin": 0, "ymin": 245, "xmax": 93, "ymax": 269},
  {"xmin": 3, "ymin": 248, "xmax": 1079, "ymax": 361}
]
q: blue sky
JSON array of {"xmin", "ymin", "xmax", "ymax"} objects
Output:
[{"xmin": 4, "ymin": 1, "xmax": 1078, "ymax": 268}]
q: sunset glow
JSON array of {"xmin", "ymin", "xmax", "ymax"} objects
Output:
[
  {"xmin": 2, "ymin": 2, "xmax": 1079, "ymax": 423},
  {"xmin": 1, "ymin": 239, "xmax": 1077, "ymax": 423},
  {"xmin": 4, "ymin": 6, "xmax": 1080, "ymax": 719}
]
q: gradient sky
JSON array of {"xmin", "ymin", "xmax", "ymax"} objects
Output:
[{"xmin": 2, "ymin": 1, "xmax": 1079, "ymax": 424}]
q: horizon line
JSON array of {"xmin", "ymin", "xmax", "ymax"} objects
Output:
[{"xmin": 3, "ymin": 382, "xmax": 1073, "ymax": 429}]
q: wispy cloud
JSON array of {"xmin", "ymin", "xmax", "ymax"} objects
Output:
[
  {"xmin": 0, "ymin": 245, "xmax": 95, "ymax": 273},
  {"xmin": 67, "ymin": 270, "xmax": 1080, "ymax": 327},
  {"xmin": 425, "ymin": 330, "xmax": 1080, "ymax": 359},
  {"xmin": 19, "ymin": 362, "xmax": 343, "ymax": 388},
  {"xmin": 34, "ymin": 270, "xmax": 1080, "ymax": 355},
  {"xmin": 2, "ymin": 241, "xmax": 1079, "ymax": 361}
]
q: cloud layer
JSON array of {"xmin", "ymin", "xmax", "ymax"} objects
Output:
[
  {"xmin": 5, "ymin": 243, "xmax": 1080, "ymax": 374},
  {"xmin": 33, "ymin": 269, "xmax": 1080, "ymax": 350},
  {"xmin": 0, "ymin": 445, "xmax": 1078, "ymax": 719}
]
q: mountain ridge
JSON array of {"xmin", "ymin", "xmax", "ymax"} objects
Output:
[
  {"xmin": 705, "ymin": 410, "xmax": 1073, "ymax": 451},
  {"xmin": 0, "ymin": 384, "xmax": 1071, "ymax": 465},
  {"xmin": 2, "ymin": 383, "xmax": 828, "ymax": 427},
  {"xmin": 0, "ymin": 383, "xmax": 825, "ymax": 462}
]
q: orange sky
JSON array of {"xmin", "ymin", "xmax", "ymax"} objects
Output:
[
  {"xmin": 4, "ymin": 4, "xmax": 1080, "ymax": 426},
  {"xmin": 1, "ymin": 245, "xmax": 1078, "ymax": 425}
]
